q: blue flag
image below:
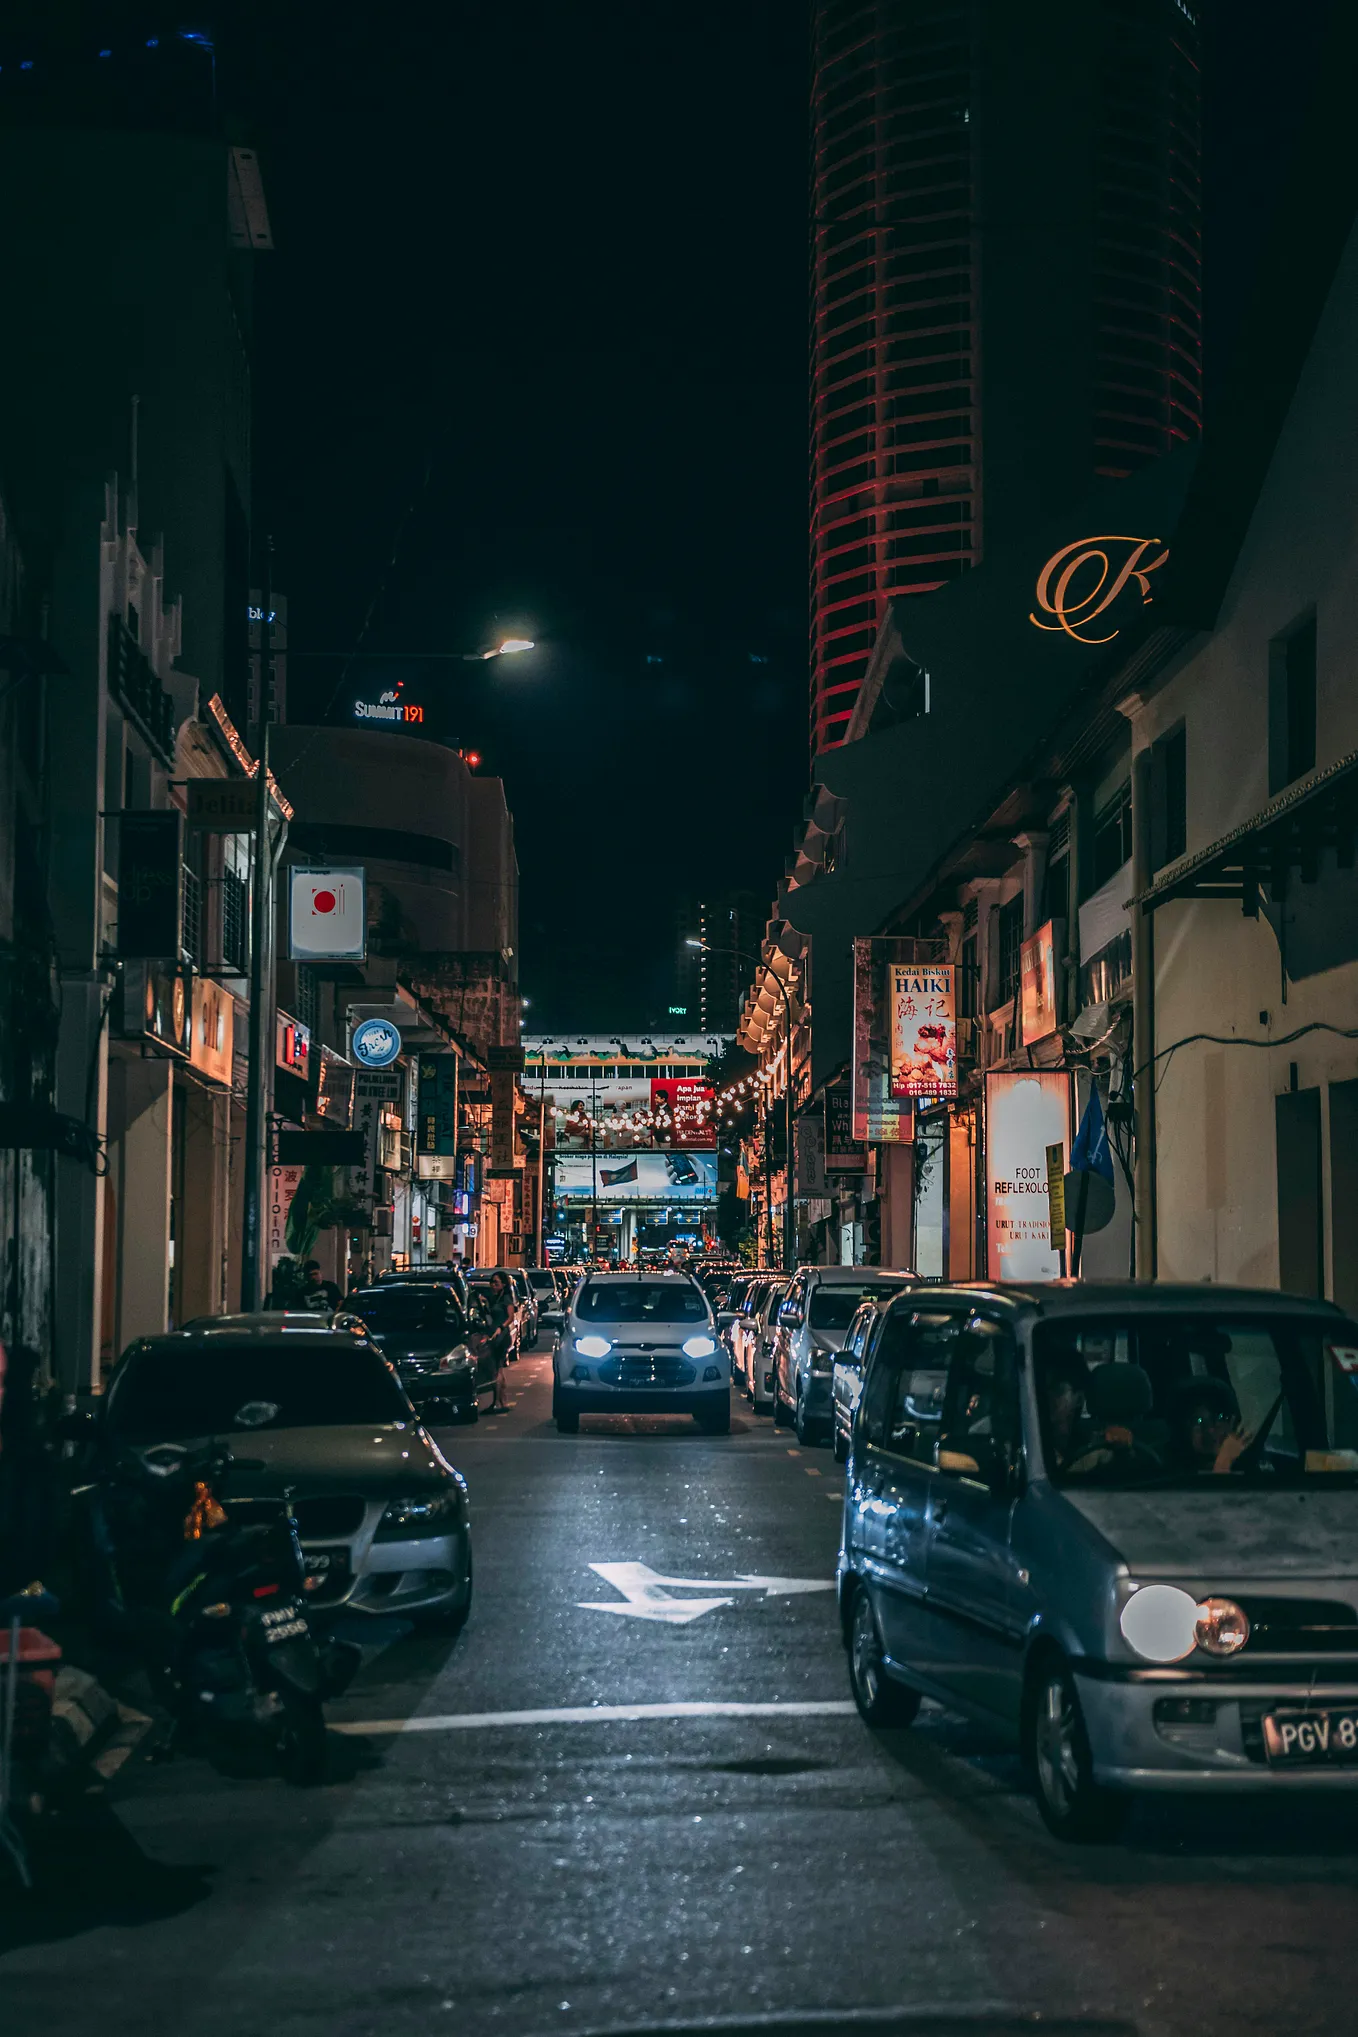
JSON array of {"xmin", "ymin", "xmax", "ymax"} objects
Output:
[{"xmin": 1070, "ymin": 1082, "xmax": 1114, "ymax": 1185}]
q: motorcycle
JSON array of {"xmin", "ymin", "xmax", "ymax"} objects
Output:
[{"xmin": 77, "ymin": 1440, "xmax": 358, "ymax": 1784}]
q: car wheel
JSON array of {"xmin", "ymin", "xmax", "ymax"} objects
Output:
[
  {"xmin": 695, "ymin": 1397, "xmax": 731, "ymax": 1436},
  {"xmin": 832, "ymin": 1423, "xmax": 848, "ymax": 1463},
  {"xmin": 462, "ymin": 1398, "xmax": 479, "ymax": 1424},
  {"xmin": 794, "ymin": 1388, "xmax": 812, "ymax": 1445},
  {"xmin": 771, "ymin": 1382, "xmax": 786, "ymax": 1426},
  {"xmin": 847, "ymin": 1589, "xmax": 920, "ymax": 1729},
  {"xmin": 555, "ymin": 1407, "xmax": 580, "ymax": 1434},
  {"xmin": 1026, "ymin": 1656, "xmax": 1127, "ymax": 1842}
]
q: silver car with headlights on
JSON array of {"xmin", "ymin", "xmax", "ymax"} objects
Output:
[
  {"xmin": 553, "ymin": 1272, "xmax": 729, "ymax": 1434},
  {"xmin": 838, "ymin": 1282, "xmax": 1358, "ymax": 1839},
  {"xmin": 101, "ymin": 1322, "xmax": 473, "ymax": 1631}
]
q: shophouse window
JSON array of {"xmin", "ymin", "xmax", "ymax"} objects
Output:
[
  {"xmin": 1091, "ymin": 781, "xmax": 1133, "ymax": 890},
  {"xmin": 1269, "ymin": 612, "xmax": 1317, "ymax": 793},
  {"xmin": 996, "ymin": 894, "xmax": 1024, "ymax": 1006},
  {"xmin": 959, "ymin": 931, "xmax": 978, "ymax": 1018},
  {"xmin": 1150, "ymin": 724, "xmax": 1187, "ymax": 870}
]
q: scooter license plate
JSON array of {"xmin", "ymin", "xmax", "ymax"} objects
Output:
[
  {"xmin": 1262, "ymin": 1706, "xmax": 1358, "ymax": 1765},
  {"xmin": 258, "ymin": 1603, "xmax": 309, "ymax": 1646}
]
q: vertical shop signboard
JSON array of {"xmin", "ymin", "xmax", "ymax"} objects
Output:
[
  {"xmin": 852, "ymin": 937, "xmax": 925, "ymax": 1142},
  {"xmin": 888, "ymin": 961, "xmax": 957, "ymax": 1098},
  {"xmin": 985, "ymin": 1070, "xmax": 1072, "ymax": 1280},
  {"xmin": 350, "ymin": 1066, "xmax": 402, "ymax": 1208},
  {"xmin": 267, "ymin": 1164, "xmax": 304, "ymax": 1268}
]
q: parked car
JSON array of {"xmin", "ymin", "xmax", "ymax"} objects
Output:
[
  {"xmin": 839, "ymin": 1281, "xmax": 1358, "ymax": 1840},
  {"xmin": 526, "ymin": 1266, "xmax": 567, "ymax": 1334},
  {"xmin": 509, "ymin": 1269, "xmax": 541, "ymax": 1348},
  {"xmin": 831, "ymin": 1296, "xmax": 899, "ymax": 1461},
  {"xmin": 92, "ymin": 1321, "xmax": 473, "ymax": 1630},
  {"xmin": 743, "ymin": 1279, "xmax": 790, "ymax": 1414},
  {"xmin": 773, "ymin": 1267, "xmax": 920, "ymax": 1443},
  {"xmin": 371, "ymin": 1263, "xmax": 469, "ymax": 1312},
  {"xmin": 348, "ymin": 1283, "xmax": 498, "ymax": 1418},
  {"xmin": 727, "ymin": 1277, "xmax": 772, "ymax": 1397},
  {"xmin": 553, "ymin": 1272, "xmax": 729, "ymax": 1434},
  {"xmin": 184, "ymin": 1309, "xmax": 371, "ymax": 1337}
]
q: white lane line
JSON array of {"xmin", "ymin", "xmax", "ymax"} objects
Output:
[{"xmin": 332, "ymin": 1699, "xmax": 856, "ymax": 1736}]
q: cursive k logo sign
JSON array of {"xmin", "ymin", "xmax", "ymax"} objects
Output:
[{"xmin": 1029, "ymin": 534, "xmax": 1168, "ymax": 644}]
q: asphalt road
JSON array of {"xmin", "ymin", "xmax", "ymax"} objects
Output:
[{"xmin": 6, "ymin": 1351, "xmax": 1358, "ymax": 2037}]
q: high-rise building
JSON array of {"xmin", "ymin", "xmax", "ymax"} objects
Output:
[
  {"xmin": 810, "ymin": 0, "xmax": 1202, "ymax": 752},
  {"xmin": 672, "ymin": 891, "xmax": 764, "ymax": 1032}
]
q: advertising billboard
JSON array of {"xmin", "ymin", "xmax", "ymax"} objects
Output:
[
  {"xmin": 985, "ymin": 1071, "xmax": 1072, "ymax": 1281},
  {"xmin": 649, "ymin": 1077, "xmax": 715, "ymax": 1148},
  {"xmin": 116, "ymin": 811, "xmax": 183, "ymax": 958},
  {"xmin": 552, "ymin": 1151, "xmax": 717, "ymax": 1203},
  {"xmin": 888, "ymin": 961, "xmax": 957, "ymax": 1099}
]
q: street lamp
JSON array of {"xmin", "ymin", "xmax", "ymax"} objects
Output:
[{"xmin": 687, "ymin": 939, "xmax": 795, "ymax": 1273}]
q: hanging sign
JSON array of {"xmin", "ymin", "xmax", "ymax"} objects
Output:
[
  {"xmin": 290, "ymin": 865, "xmax": 366, "ymax": 961},
  {"xmin": 852, "ymin": 938, "xmax": 921, "ymax": 1142},
  {"xmin": 353, "ymin": 1017, "xmax": 402, "ymax": 1068},
  {"xmin": 888, "ymin": 962, "xmax": 957, "ymax": 1099},
  {"xmin": 1020, "ymin": 920, "xmax": 1059, "ymax": 1045},
  {"xmin": 116, "ymin": 812, "xmax": 183, "ymax": 958}
]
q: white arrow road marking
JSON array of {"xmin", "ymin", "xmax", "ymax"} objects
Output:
[
  {"xmin": 333, "ymin": 1700, "xmax": 856, "ymax": 1735},
  {"xmin": 577, "ymin": 1561, "xmax": 833, "ymax": 1623}
]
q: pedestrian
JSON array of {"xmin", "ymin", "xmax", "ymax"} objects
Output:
[
  {"xmin": 301, "ymin": 1259, "xmax": 342, "ymax": 1313},
  {"xmin": 485, "ymin": 1268, "xmax": 514, "ymax": 1411}
]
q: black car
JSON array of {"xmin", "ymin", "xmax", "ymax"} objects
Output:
[
  {"xmin": 372, "ymin": 1263, "xmax": 469, "ymax": 1312},
  {"xmin": 348, "ymin": 1284, "xmax": 496, "ymax": 1419}
]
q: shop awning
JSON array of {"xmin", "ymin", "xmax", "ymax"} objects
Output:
[{"xmin": 1135, "ymin": 747, "xmax": 1358, "ymax": 915}]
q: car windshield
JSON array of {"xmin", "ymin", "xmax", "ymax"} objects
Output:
[
  {"xmin": 350, "ymin": 1289, "xmax": 462, "ymax": 1334},
  {"xmin": 107, "ymin": 1344, "xmax": 412, "ymax": 1441},
  {"xmin": 809, "ymin": 1282, "xmax": 912, "ymax": 1330},
  {"xmin": 1035, "ymin": 1314, "xmax": 1358, "ymax": 1487},
  {"xmin": 576, "ymin": 1281, "xmax": 708, "ymax": 1324},
  {"xmin": 527, "ymin": 1271, "xmax": 556, "ymax": 1292}
]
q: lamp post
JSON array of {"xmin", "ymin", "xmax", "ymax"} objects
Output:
[{"xmin": 687, "ymin": 940, "xmax": 795, "ymax": 1273}]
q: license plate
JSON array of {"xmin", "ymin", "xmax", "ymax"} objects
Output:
[
  {"xmin": 259, "ymin": 1604, "xmax": 309, "ymax": 1645},
  {"xmin": 1262, "ymin": 1707, "xmax": 1358, "ymax": 1765}
]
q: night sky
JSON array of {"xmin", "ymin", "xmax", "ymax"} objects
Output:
[
  {"xmin": 242, "ymin": 1, "xmax": 809, "ymax": 1035},
  {"xmin": 7, "ymin": 1, "xmax": 1341, "ymax": 1034}
]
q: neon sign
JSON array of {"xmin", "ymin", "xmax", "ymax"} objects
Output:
[
  {"xmin": 1029, "ymin": 535, "xmax": 1168, "ymax": 645},
  {"xmin": 353, "ymin": 682, "xmax": 424, "ymax": 725}
]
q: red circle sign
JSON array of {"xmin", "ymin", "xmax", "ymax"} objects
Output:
[{"xmin": 313, "ymin": 889, "xmax": 336, "ymax": 914}]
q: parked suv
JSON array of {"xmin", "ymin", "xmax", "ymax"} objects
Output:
[
  {"xmin": 773, "ymin": 1265, "xmax": 919, "ymax": 1443},
  {"xmin": 554, "ymin": 1272, "xmax": 729, "ymax": 1434}
]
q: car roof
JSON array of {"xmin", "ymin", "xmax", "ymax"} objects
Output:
[
  {"xmin": 805, "ymin": 1265, "xmax": 917, "ymax": 1282},
  {"xmin": 580, "ymin": 1270, "xmax": 696, "ymax": 1284},
  {"xmin": 883, "ymin": 1280, "xmax": 1347, "ymax": 1319},
  {"xmin": 126, "ymin": 1325, "xmax": 373, "ymax": 1357}
]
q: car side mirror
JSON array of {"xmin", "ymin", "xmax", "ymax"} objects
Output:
[
  {"xmin": 779, "ymin": 1305, "xmax": 802, "ymax": 1327},
  {"xmin": 717, "ymin": 1311, "xmax": 735, "ymax": 1328}
]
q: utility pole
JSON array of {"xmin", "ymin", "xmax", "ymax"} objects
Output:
[{"xmin": 241, "ymin": 540, "xmax": 278, "ymax": 1310}]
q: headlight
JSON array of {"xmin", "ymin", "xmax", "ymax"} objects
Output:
[
  {"xmin": 682, "ymin": 1335, "xmax": 717, "ymax": 1358},
  {"xmin": 1119, "ymin": 1584, "xmax": 1199, "ymax": 1662},
  {"xmin": 575, "ymin": 1334, "xmax": 612, "ymax": 1359},
  {"xmin": 377, "ymin": 1488, "xmax": 462, "ymax": 1537},
  {"xmin": 440, "ymin": 1344, "xmax": 474, "ymax": 1371},
  {"xmin": 1194, "ymin": 1597, "xmax": 1250, "ymax": 1656}
]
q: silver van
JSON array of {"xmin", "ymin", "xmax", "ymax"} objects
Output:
[{"xmin": 838, "ymin": 1282, "xmax": 1358, "ymax": 1839}]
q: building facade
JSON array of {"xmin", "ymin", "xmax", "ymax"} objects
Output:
[{"xmin": 810, "ymin": 0, "xmax": 1202, "ymax": 752}]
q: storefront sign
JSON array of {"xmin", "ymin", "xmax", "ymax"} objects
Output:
[
  {"xmin": 985, "ymin": 1071, "xmax": 1071, "ymax": 1280},
  {"xmin": 141, "ymin": 964, "xmax": 193, "ymax": 1058},
  {"xmin": 314, "ymin": 1046, "xmax": 355, "ymax": 1127},
  {"xmin": 888, "ymin": 963, "xmax": 956, "ymax": 1099},
  {"xmin": 267, "ymin": 1163, "xmax": 304, "ymax": 1266},
  {"xmin": 649, "ymin": 1077, "xmax": 715, "ymax": 1148},
  {"xmin": 289, "ymin": 866, "xmax": 366, "ymax": 961},
  {"xmin": 186, "ymin": 779, "xmax": 257, "ymax": 830},
  {"xmin": 275, "ymin": 1010, "xmax": 311, "ymax": 1080},
  {"xmin": 852, "ymin": 937, "xmax": 919, "ymax": 1142},
  {"xmin": 353, "ymin": 684, "xmax": 425, "ymax": 725},
  {"xmin": 1045, "ymin": 1142, "xmax": 1067, "ymax": 1251},
  {"xmin": 190, "ymin": 977, "xmax": 234, "ymax": 1087},
  {"xmin": 352, "ymin": 1017, "xmax": 402, "ymax": 1068},
  {"xmin": 418, "ymin": 1053, "xmax": 460, "ymax": 1156},
  {"xmin": 825, "ymin": 1082, "xmax": 863, "ymax": 1172},
  {"xmin": 1020, "ymin": 920, "xmax": 1059, "ymax": 1044},
  {"xmin": 796, "ymin": 1116, "xmax": 827, "ymax": 1197},
  {"xmin": 1029, "ymin": 535, "xmax": 1168, "ymax": 645},
  {"xmin": 116, "ymin": 811, "xmax": 183, "ymax": 958},
  {"xmin": 488, "ymin": 1066, "xmax": 519, "ymax": 1176}
]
